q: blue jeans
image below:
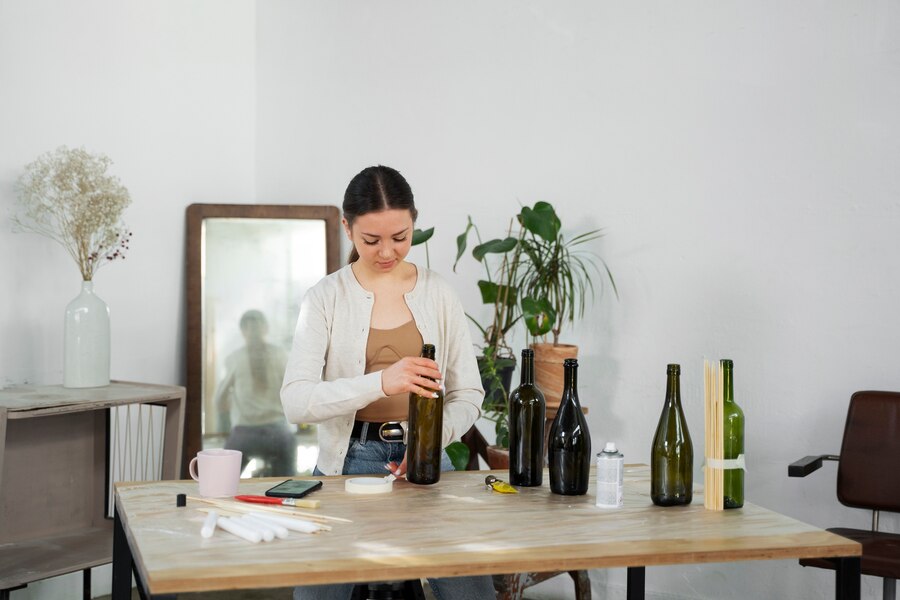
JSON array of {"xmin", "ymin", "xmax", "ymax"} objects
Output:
[{"xmin": 294, "ymin": 438, "xmax": 496, "ymax": 600}]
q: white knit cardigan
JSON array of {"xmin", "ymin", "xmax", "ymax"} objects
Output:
[{"xmin": 281, "ymin": 264, "xmax": 483, "ymax": 475}]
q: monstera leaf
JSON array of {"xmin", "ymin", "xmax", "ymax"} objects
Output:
[{"xmin": 522, "ymin": 295, "xmax": 556, "ymax": 336}]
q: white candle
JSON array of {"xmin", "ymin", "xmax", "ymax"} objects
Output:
[
  {"xmin": 236, "ymin": 515, "xmax": 275, "ymax": 542},
  {"xmin": 216, "ymin": 516, "xmax": 262, "ymax": 543},
  {"xmin": 200, "ymin": 510, "xmax": 218, "ymax": 538},
  {"xmin": 242, "ymin": 514, "xmax": 289, "ymax": 539},
  {"xmin": 248, "ymin": 511, "xmax": 321, "ymax": 533}
]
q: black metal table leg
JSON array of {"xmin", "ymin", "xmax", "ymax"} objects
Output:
[
  {"xmin": 835, "ymin": 556, "xmax": 861, "ymax": 600},
  {"xmin": 113, "ymin": 505, "xmax": 136, "ymax": 600},
  {"xmin": 627, "ymin": 566, "xmax": 645, "ymax": 600},
  {"xmin": 83, "ymin": 567, "xmax": 91, "ymax": 600},
  {"xmin": 115, "ymin": 506, "xmax": 178, "ymax": 600}
]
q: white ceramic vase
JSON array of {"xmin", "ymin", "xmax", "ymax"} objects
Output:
[{"xmin": 64, "ymin": 280, "xmax": 111, "ymax": 388}]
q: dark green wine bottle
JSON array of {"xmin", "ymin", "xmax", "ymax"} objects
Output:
[
  {"xmin": 722, "ymin": 359, "xmax": 745, "ymax": 509},
  {"xmin": 548, "ymin": 358, "xmax": 591, "ymax": 495},
  {"xmin": 509, "ymin": 348, "xmax": 546, "ymax": 487},
  {"xmin": 651, "ymin": 364, "xmax": 693, "ymax": 506},
  {"xmin": 407, "ymin": 344, "xmax": 443, "ymax": 485}
]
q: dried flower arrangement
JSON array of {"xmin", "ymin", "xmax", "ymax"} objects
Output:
[{"xmin": 13, "ymin": 146, "xmax": 132, "ymax": 281}]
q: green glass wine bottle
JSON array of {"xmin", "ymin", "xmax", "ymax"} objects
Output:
[
  {"xmin": 407, "ymin": 344, "xmax": 443, "ymax": 485},
  {"xmin": 548, "ymin": 358, "xmax": 591, "ymax": 495},
  {"xmin": 651, "ymin": 364, "xmax": 693, "ymax": 506},
  {"xmin": 721, "ymin": 359, "xmax": 745, "ymax": 509},
  {"xmin": 509, "ymin": 348, "xmax": 546, "ymax": 487}
]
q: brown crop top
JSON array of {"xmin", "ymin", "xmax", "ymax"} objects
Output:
[{"xmin": 355, "ymin": 319, "xmax": 424, "ymax": 422}]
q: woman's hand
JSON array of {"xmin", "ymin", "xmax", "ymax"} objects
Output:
[
  {"xmin": 381, "ymin": 357, "xmax": 442, "ymax": 397},
  {"xmin": 386, "ymin": 453, "xmax": 408, "ymax": 477}
]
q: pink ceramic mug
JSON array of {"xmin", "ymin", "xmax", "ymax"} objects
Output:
[{"xmin": 189, "ymin": 449, "xmax": 242, "ymax": 497}]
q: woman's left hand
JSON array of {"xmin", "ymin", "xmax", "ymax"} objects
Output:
[{"xmin": 386, "ymin": 452, "xmax": 407, "ymax": 477}]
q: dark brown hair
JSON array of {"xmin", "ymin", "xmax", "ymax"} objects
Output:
[{"xmin": 343, "ymin": 165, "xmax": 417, "ymax": 263}]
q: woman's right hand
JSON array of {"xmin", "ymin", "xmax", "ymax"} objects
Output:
[{"xmin": 381, "ymin": 357, "xmax": 442, "ymax": 397}]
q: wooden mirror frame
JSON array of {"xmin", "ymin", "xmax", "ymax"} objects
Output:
[{"xmin": 183, "ymin": 204, "xmax": 342, "ymax": 477}]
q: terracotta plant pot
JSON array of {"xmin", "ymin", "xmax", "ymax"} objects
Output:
[
  {"xmin": 486, "ymin": 445, "xmax": 510, "ymax": 469},
  {"xmin": 531, "ymin": 342, "xmax": 578, "ymax": 410}
]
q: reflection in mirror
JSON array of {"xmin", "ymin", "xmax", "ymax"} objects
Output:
[{"xmin": 185, "ymin": 205, "xmax": 341, "ymax": 478}]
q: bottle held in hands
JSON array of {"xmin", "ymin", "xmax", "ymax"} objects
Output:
[{"xmin": 407, "ymin": 344, "xmax": 443, "ymax": 485}]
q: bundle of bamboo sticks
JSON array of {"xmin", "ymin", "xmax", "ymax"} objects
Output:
[{"xmin": 704, "ymin": 359, "xmax": 724, "ymax": 511}]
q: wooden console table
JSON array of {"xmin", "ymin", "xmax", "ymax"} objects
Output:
[
  {"xmin": 112, "ymin": 465, "xmax": 860, "ymax": 599},
  {"xmin": 0, "ymin": 382, "xmax": 184, "ymax": 599}
]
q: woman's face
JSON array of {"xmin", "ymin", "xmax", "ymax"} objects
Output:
[{"xmin": 345, "ymin": 208, "xmax": 414, "ymax": 273}]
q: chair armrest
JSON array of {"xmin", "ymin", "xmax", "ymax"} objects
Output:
[{"xmin": 788, "ymin": 454, "xmax": 839, "ymax": 477}]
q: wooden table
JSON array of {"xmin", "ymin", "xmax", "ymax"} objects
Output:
[
  {"xmin": 0, "ymin": 382, "xmax": 184, "ymax": 600},
  {"xmin": 112, "ymin": 465, "xmax": 861, "ymax": 599}
]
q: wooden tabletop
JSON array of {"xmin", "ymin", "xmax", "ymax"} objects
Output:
[{"xmin": 114, "ymin": 466, "xmax": 859, "ymax": 595}]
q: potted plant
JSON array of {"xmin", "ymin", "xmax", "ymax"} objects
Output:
[
  {"xmin": 452, "ymin": 213, "xmax": 532, "ymax": 467},
  {"xmin": 455, "ymin": 200, "xmax": 617, "ymax": 414},
  {"xmin": 516, "ymin": 202, "xmax": 617, "ymax": 409}
]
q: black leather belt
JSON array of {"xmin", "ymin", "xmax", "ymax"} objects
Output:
[{"xmin": 351, "ymin": 420, "xmax": 405, "ymax": 443}]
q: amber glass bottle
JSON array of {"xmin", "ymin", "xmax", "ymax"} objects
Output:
[
  {"xmin": 407, "ymin": 344, "xmax": 443, "ymax": 485},
  {"xmin": 509, "ymin": 348, "xmax": 546, "ymax": 487}
]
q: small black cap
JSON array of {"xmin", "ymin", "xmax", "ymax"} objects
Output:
[{"xmin": 176, "ymin": 493, "xmax": 186, "ymax": 507}]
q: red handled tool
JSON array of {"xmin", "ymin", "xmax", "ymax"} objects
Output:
[{"xmin": 234, "ymin": 495, "xmax": 321, "ymax": 509}]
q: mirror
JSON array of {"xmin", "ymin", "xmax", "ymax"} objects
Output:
[{"xmin": 185, "ymin": 204, "xmax": 341, "ymax": 478}]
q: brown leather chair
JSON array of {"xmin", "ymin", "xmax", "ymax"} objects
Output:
[{"xmin": 789, "ymin": 391, "xmax": 900, "ymax": 600}]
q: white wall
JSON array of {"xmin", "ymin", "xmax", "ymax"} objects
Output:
[
  {"xmin": 2, "ymin": 1, "xmax": 898, "ymax": 598},
  {"xmin": 0, "ymin": 1, "xmax": 256, "ymax": 597},
  {"xmin": 256, "ymin": 2, "xmax": 900, "ymax": 599}
]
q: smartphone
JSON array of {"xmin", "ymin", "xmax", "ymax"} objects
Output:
[{"xmin": 264, "ymin": 479, "xmax": 323, "ymax": 499}]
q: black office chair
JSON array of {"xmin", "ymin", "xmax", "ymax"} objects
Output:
[{"xmin": 789, "ymin": 391, "xmax": 900, "ymax": 600}]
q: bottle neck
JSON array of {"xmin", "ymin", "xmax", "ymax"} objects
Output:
[
  {"xmin": 563, "ymin": 363, "xmax": 578, "ymax": 398},
  {"xmin": 723, "ymin": 366, "xmax": 734, "ymax": 404},
  {"xmin": 665, "ymin": 372, "xmax": 681, "ymax": 405},
  {"xmin": 520, "ymin": 354, "xmax": 534, "ymax": 385}
]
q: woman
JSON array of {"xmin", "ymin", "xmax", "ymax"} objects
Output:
[{"xmin": 281, "ymin": 165, "xmax": 495, "ymax": 600}]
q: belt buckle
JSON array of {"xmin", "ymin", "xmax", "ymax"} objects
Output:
[{"xmin": 378, "ymin": 421, "xmax": 404, "ymax": 443}]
